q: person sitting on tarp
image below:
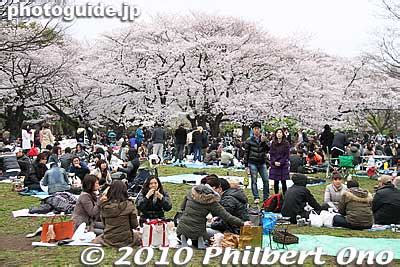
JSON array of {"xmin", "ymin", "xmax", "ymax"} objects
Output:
[
  {"xmin": 15, "ymin": 148, "xmax": 31, "ymax": 177},
  {"xmin": 135, "ymin": 175, "xmax": 172, "ymax": 226},
  {"xmin": 60, "ymin": 147, "xmax": 74, "ymax": 170},
  {"xmin": 281, "ymin": 173, "xmax": 321, "ymax": 224},
  {"xmin": 68, "ymin": 156, "xmax": 90, "ymax": 180},
  {"xmin": 346, "ymin": 143, "xmax": 361, "ymax": 165},
  {"xmin": 372, "ymin": 175, "xmax": 400, "ymax": 225},
  {"xmin": 73, "ymin": 174, "xmax": 103, "ymax": 235},
  {"xmin": 220, "ymin": 148, "xmax": 234, "ymax": 167},
  {"xmin": 0, "ymin": 147, "xmax": 21, "ymax": 178},
  {"xmin": 94, "ymin": 180, "xmax": 139, "ymax": 248},
  {"xmin": 306, "ymin": 151, "xmax": 323, "ymax": 166},
  {"xmin": 24, "ymin": 153, "xmax": 48, "ymax": 191},
  {"xmin": 203, "ymin": 149, "xmax": 220, "ymax": 165},
  {"xmin": 209, "ymin": 178, "xmax": 249, "ymax": 235},
  {"xmin": 333, "ymin": 180, "xmax": 373, "ymax": 230},
  {"xmin": 42, "ymin": 162, "xmax": 71, "ymax": 194},
  {"xmin": 177, "ymin": 175, "xmax": 251, "ymax": 248},
  {"xmin": 289, "ymin": 149, "xmax": 305, "ymax": 173},
  {"xmin": 322, "ymin": 172, "xmax": 347, "ymax": 212},
  {"xmin": 73, "ymin": 144, "xmax": 89, "ymax": 163},
  {"xmin": 116, "ymin": 149, "xmax": 140, "ymax": 183}
]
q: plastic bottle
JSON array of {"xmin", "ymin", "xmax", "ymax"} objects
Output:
[
  {"xmin": 384, "ymin": 162, "xmax": 389, "ymax": 170},
  {"xmin": 296, "ymin": 215, "xmax": 301, "ymax": 225}
]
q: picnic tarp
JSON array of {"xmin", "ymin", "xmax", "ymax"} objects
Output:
[
  {"xmin": 159, "ymin": 174, "xmax": 324, "ymax": 188},
  {"xmin": 264, "ymin": 234, "xmax": 400, "ymax": 259}
]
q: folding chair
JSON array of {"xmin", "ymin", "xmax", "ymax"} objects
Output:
[{"xmin": 338, "ymin": 155, "xmax": 355, "ymax": 179}]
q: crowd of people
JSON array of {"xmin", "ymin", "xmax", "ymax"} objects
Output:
[{"xmin": 0, "ymin": 121, "xmax": 400, "ymax": 249}]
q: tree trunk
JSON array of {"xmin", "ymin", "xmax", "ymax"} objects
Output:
[
  {"xmin": 197, "ymin": 115, "xmax": 207, "ymax": 129},
  {"xmin": 45, "ymin": 103, "xmax": 80, "ymax": 131},
  {"xmin": 186, "ymin": 115, "xmax": 197, "ymax": 129},
  {"xmin": 3, "ymin": 105, "xmax": 25, "ymax": 138},
  {"xmin": 242, "ymin": 125, "xmax": 250, "ymax": 140},
  {"xmin": 208, "ymin": 113, "xmax": 224, "ymax": 138}
]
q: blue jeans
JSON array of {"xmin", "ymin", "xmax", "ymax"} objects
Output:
[
  {"xmin": 249, "ymin": 163, "xmax": 269, "ymax": 201},
  {"xmin": 194, "ymin": 144, "xmax": 202, "ymax": 161}
]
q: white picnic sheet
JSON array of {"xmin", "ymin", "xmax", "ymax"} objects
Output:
[
  {"xmin": 32, "ymin": 242, "xmax": 101, "ymax": 247},
  {"xmin": 12, "ymin": 209, "xmax": 57, "ymax": 218},
  {"xmin": 159, "ymin": 174, "xmax": 296, "ymax": 189}
]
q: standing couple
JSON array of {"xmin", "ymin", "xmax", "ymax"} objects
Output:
[{"xmin": 244, "ymin": 122, "xmax": 290, "ymax": 204}]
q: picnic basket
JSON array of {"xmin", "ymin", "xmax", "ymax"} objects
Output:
[{"xmin": 272, "ymin": 229, "xmax": 299, "ymax": 245}]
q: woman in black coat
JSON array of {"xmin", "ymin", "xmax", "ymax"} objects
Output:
[{"xmin": 135, "ymin": 175, "xmax": 172, "ymax": 226}]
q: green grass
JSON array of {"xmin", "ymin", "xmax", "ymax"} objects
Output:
[{"xmin": 0, "ymin": 166, "xmax": 399, "ymax": 266}]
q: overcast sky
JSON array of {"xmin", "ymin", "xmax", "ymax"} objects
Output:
[{"xmin": 65, "ymin": 0, "xmax": 384, "ymax": 58}]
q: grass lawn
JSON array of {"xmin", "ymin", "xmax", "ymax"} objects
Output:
[{"xmin": 0, "ymin": 166, "xmax": 399, "ymax": 266}]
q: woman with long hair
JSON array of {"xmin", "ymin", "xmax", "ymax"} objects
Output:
[
  {"xmin": 95, "ymin": 180, "xmax": 139, "ymax": 247},
  {"xmin": 73, "ymin": 174, "xmax": 102, "ymax": 233},
  {"xmin": 91, "ymin": 159, "xmax": 111, "ymax": 187},
  {"xmin": 269, "ymin": 128, "xmax": 290, "ymax": 195},
  {"xmin": 136, "ymin": 175, "xmax": 172, "ymax": 225}
]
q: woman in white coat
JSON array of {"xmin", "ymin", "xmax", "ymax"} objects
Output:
[{"xmin": 22, "ymin": 125, "xmax": 33, "ymax": 152}]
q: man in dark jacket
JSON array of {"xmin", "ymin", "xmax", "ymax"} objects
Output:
[
  {"xmin": 0, "ymin": 148, "xmax": 21, "ymax": 178},
  {"xmin": 281, "ymin": 173, "xmax": 321, "ymax": 223},
  {"xmin": 117, "ymin": 149, "xmax": 140, "ymax": 183},
  {"xmin": 331, "ymin": 130, "xmax": 349, "ymax": 159},
  {"xmin": 16, "ymin": 148, "xmax": 31, "ymax": 177},
  {"xmin": 211, "ymin": 178, "xmax": 249, "ymax": 234},
  {"xmin": 192, "ymin": 127, "xmax": 204, "ymax": 162},
  {"xmin": 372, "ymin": 175, "xmax": 400, "ymax": 225},
  {"xmin": 244, "ymin": 122, "xmax": 270, "ymax": 203},
  {"xmin": 60, "ymin": 147, "xmax": 74, "ymax": 170},
  {"xmin": 152, "ymin": 123, "xmax": 166, "ymax": 163},
  {"xmin": 289, "ymin": 149, "xmax": 305, "ymax": 173},
  {"xmin": 25, "ymin": 153, "xmax": 48, "ymax": 191},
  {"xmin": 68, "ymin": 157, "xmax": 90, "ymax": 180},
  {"xmin": 174, "ymin": 124, "xmax": 187, "ymax": 163},
  {"xmin": 319, "ymin": 124, "xmax": 334, "ymax": 157}
]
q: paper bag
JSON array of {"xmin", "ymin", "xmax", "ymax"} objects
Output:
[
  {"xmin": 40, "ymin": 217, "xmax": 74, "ymax": 242},
  {"xmin": 239, "ymin": 226, "xmax": 262, "ymax": 249}
]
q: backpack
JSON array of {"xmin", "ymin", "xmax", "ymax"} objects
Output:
[{"xmin": 262, "ymin": 193, "xmax": 283, "ymax": 213}]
